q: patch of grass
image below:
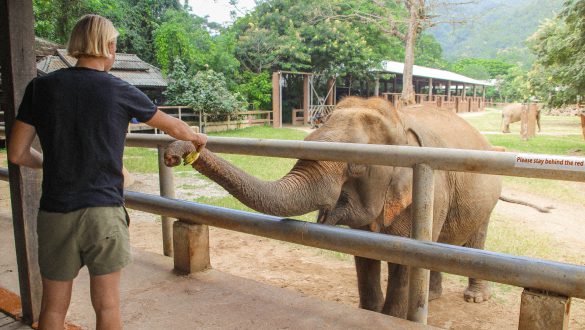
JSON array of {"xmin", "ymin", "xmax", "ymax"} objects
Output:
[
  {"xmin": 485, "ymin": 134, "xmax": 584, "ymax": 156},
  {"xmin": 0, "ymin": 149, "xmax": 6, "ymax": 167},
  {"xmin": 463, "ymin": 108, "xmax": 582, "ymax": 135},
  {"xmin": 461, "ymin": 108, "xmax": 503, "ymax": 132},
  {"xmin": 502, "ymin": 176, "xmax": 585, "ymax": 205},
  {"xmin": 123, "ymin": 126, "xmax": 308, "ymax": 175}
]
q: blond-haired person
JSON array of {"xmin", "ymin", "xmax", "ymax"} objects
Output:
[{"xmin": 8, "ymin": 14, "xmax": 206, "ymax": 329}]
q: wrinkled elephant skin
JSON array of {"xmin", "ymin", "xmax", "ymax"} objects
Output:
[{"xmin": 165, "ymin": 97, "xmax": 502, "ymax": 318}]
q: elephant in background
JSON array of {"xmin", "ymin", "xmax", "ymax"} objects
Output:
[
  {"xmin": 165, "ymin": 97, "xmax": 502, "ymax": 318},
  {"xmin": 501, "ymin": 103, "xmax": 541, "ymax": 133}
]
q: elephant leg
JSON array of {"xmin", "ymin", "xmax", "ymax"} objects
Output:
[
  {"xmin": 463, "ymin": 226, "xmax": 491, "ymax": 303},
  {"xmin": 429, "ymin": 271, "xmax": 443, "ymax": 301},
  {"xmin": 354, "ymin": 256, "xmax": 383, "ymax": 312},
  {"xmin": 382, "ymin": 263, "xmax": 409, "ymax": 318}
]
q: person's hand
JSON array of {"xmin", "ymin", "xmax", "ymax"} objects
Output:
[{"xmin": 192, "ymin": 133, "xmax": 207, "ymax": 152}]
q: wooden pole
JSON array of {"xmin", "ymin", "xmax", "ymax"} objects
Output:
[
  {"xmin": 271, "ymin": 72, "xmax": 281, "ymax": 128},
  {"xmin": 447, "ymin": 81, "xmax": 452, "ymax": 101},
  {"xmin": 0, "ymin": 0, "xmax": 42, "ymax": 323},
  {"xmin": 518, "ymin": 289, "xmax": 571, "ymax": 330},
  {"xmin": 303, "ymin": 75, "xmax": 310, "ymax": 125},
  {"xmin": 374, "ymin": 76, "xmax": 380, "ymax": 96},
  {"xmin": 326, "ymin": 78, "xmax": 335, "ymax": 105},
  {"xmin": 428, "ymin": 78, "xmax": 433, "ymax": 100}
]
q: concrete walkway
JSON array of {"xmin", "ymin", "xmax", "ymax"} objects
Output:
[{"xmin": 0, "ymin": 212, "xmax": 435, "ymax": 330}]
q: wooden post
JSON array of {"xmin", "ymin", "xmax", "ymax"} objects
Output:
[
  {"xmin": 374, "ymin": 76, "xmax": 380, "ymax": 96},
  {"xmin": 428, "ymin": 78, "xmax": 433, "ymax": 99},
  {"xmin": 447, "ymin": 81, "xmax": 452, "ymax": 101},
  {"xmin": 303, "ymin": 75, "xmax": 310, "ymax": 125},
  {"xmin": 521, "ymin": 104, "xmax": 537, "ymax": 140},
  {"xmin": 518, "ymin": 289, "xmax": 571, "ymax": 330},
  {"xmin": 0, "ymin": 0, "xmax": 42, "ymax": 323},
  {"xmin": 580, "ymin": 114, "xmax": 585, "ymax": 141},
  {"xmin": 473, "ymin": 85, "xmax": 477, "ymax": 97},
  {"xmin": 173, "ymin": 221, "xmax": 211, "ymax": 274},
  {"xmin": 326, "ymin": 78, "xmax": 335, "ymax": 105},
  {"xmin": 271, "ymin": 72, "xmax": 281, "ymax": 128},
  {"xmin": 158, "ymin": 146, "xmax": 176, "ymax": 257}
]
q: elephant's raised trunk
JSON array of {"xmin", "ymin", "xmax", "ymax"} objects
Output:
[{"xmin": 165, "ymin": 141, "xmax": 345, "ymax": 217}]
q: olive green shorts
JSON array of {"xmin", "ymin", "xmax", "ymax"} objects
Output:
[{"xmin": 37, "ymin": 206, "xmax": 132, "ymax": 281}]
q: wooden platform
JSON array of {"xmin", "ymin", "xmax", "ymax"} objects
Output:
[
  {"xmin": 0, "ymin": 211, "xmax": 436, "ymax": 330},
  {"xmin": 0, "ymin": 312, "xmax": 30, "ymax": 330}
]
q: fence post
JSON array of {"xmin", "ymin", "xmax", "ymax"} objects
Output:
[
  {"xmin": 407, "ymin": 163, "xmax": 434, "ymax": 324},
  {"xmin": 158, "ymin": 146, "xmax": 176, "ymax": 257},
  {"xmin": 518, "ymin": 289, "xmax": 571, "ymax": 330},
  {"xmin": 173, "ymin": 220, "xmax": 211, "ymax": 274}
]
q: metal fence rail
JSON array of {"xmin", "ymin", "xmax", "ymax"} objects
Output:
[
  {"xmin": 124, "ymin": 190, "xmax": 585, "ymax": 299},
  {"xmin": 126, "ymin": 133, "xmax": 585, "ymax": 182},
  {"xmin": 4, "ymin": 132, "xmax": 585, "ymax": 328}
]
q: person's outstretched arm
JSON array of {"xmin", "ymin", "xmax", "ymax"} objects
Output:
[
  {"xmin": 7, "ymin": 120, "xmax": 43, "ymax": 168},
  {"xmin": 145, "ymin": 110, "xmax": 207, "ymax": 151}
]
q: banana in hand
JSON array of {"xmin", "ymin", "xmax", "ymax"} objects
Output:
[{"xmin": 183, "ymin": 151, "xmax": 200, "ymax": 165}]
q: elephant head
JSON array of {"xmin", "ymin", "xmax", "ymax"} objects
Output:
[{"xmin": 164, "ymin": 97, "xmax": 419, "ymax": 229}]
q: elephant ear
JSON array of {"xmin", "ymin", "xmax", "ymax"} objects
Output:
[
  {"xmin": 380, "ymin": 128, "xmax": 421, "ymax": 228},
  {"xmin": 406, "ymin": 128, "xmax": 423, "ymax": 147}
]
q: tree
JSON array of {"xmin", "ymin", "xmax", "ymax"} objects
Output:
[
  {"xmin": 165, "ymin": 58, "xmax": 245, "ymax": 114},
  {"xmin": 528, "ymin": 0, "xmax": 585, "ymax": 106},
  {"xmin": 154, "ymin": 9, "xmax": 212, "ymax": 73}
]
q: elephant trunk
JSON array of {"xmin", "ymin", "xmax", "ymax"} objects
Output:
[{"xmin": 164, "ymin": 141, "xmax": 345, "ymax": 217}]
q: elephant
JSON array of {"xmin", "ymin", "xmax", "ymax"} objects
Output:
[
  {"xmin": 501, "ymin": 103, "xmax": 541, "ymax": 133},
  {"xmin": 164, "ymin": 97, "xmax": 503, "ymax": 318}
]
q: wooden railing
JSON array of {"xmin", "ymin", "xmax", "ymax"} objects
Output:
[{"xmin": 129, "ymin": 107, "xmax": 272, "ymax": 134}]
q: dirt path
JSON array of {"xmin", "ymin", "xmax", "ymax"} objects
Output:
[
  {"xmin": 2, "ymin": 152, "xmax": 584, "ymax": 329},
  {"xmin": 125, "ymin": 172, "xmax": 585, "ymax": 330}
]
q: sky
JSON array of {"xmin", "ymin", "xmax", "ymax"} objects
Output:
[{"xmin": 188, "ymin": 0, "xmax": 257, "ymax": 25}]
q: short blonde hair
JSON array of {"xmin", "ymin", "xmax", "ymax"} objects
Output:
[{"xmin": 67, "ymin": 14, "xmax": 119, "ymax": 59}]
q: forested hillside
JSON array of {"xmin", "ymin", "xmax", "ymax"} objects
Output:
[{"xmin": 429, "ymin": 0, "xmax": 563, "ymax": 67}]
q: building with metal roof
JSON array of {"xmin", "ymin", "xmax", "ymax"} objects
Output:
[{"xmin": 36, "ymin": 49, "xmax": 168, "ymax": 103}]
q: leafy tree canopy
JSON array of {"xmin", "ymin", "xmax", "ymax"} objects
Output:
[{"xmin": 528, "ymin": 0, "xmax": 585, "ymax": 106}]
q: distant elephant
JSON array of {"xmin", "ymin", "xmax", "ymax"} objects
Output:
[
  {"xmin": 501, "ymin": 103, "xmax": 541, "ymax": 133},
  {"xmin": 165, "ymin": 97, "xmax": 502, "ymax": 318}
]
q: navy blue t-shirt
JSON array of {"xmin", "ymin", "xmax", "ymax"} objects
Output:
[{"xmin": 16, "ymin": 67, "xmax": 157, "ymax": 212}]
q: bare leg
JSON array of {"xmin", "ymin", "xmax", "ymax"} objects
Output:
[
  {"xmin": 38, "ymin": 277, "xmax": 73, "ymax": 330},
  {"xmin": 90, "ymin": 271, "xmax": 123, "ymax": 330},
  {"xmin": 382, "ymin": 263, "xmax": 409, "ymax": 318},
  {"xmin": 463, "ymin": 226, "xmax": 491, "ymax": 303},
  {"xmin": 354, "ymin": 256, "xmax": 383, "ymax": 312}
]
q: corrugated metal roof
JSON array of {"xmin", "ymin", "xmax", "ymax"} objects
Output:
[
  {"xmin": 56, "ymin": 49, "xmax": 151, "ymax": 71},
  {"xmin": 37, "ymin": 51, "xmax": 168, "ymax": 88},
  {"xmin": 377, "ymin": 61, "xmax": 492, "ymax": 86}
]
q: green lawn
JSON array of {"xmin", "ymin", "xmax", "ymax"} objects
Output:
[{"xmin": 461, "ymin": 111, "xmax": 585, "ymax": 205}]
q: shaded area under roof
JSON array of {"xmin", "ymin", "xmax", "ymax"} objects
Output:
[
  {"xmin": 375, "ymin": 61, "xmax": 492, "ymax": 86},
  {"xmin": 36, "ymin": 49, "xmax": 167, "ymax": 88}
]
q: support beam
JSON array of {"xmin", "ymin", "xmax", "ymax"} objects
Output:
[
  {"xmin": 326, "ymin": 78, "xmax": 336, "ymax": 105},
  {"xmin": 303, "ymin": 75, "xmax": 310, "ymax": 125},
  {"xmin": 0, "ymin": 0, "xmax": 42, "ymax": 323},
  {"xmin": 473, "ymin": 85, "xmax": 477, "ymax": 97},
  {"xmin": 428, "ymin": 78, "xmax": 433, "ymax": 99},
  {"xmin": 271, "ymin": 72, "xmax": 281, "ymax": 128},
  {"xmin": 173, "ymin": 221, "xmax": 211, "ymax": 274},
  {"xmin": 407, "ymin": 164, "xmax": 434, "ymax": 324},
  {"xmin": 374, "ymin": 76, "xmax": 380, "ymax": 96},
  {"xmin": 158, "ymin": 146, "xmax": 175, "ymax": 257},
  {"xmin": 447, "ymin": 81, "xmax": 452, "ymax": 101},
  {"xmin": 519, "ymin": 289, "xmax": 571, "ymax": 330}
]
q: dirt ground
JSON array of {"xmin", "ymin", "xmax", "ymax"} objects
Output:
[
  {"xmin": 124, "ymin": 171, "xmax": 585, "ymax": 330},
  {"xmin": 1, "ymin": 150, "xmax": 584, "ymax": 329}
]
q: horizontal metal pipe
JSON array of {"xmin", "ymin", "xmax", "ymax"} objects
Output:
[
  {"xmin": 125, "ymin": 133, "xmax": 585, "ymax": 182},
  {"xmin": 124, "ymin": 191, "xmax": 585, "ymax": 300},
  {"xmin": 0, "ymin": 167, "xmax": 8, "ymax": 181}
]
